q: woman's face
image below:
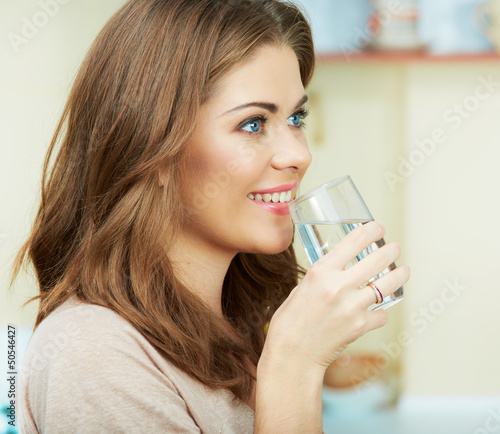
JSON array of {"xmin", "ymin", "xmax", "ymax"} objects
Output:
[{"xmin": 179, "ymin": 44, "xmax": 311, "ymax": 257}]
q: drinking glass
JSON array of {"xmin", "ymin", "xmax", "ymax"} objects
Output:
[{"xmin": 288, "ymin": 175, "xmax": 403, "ymax": 310}]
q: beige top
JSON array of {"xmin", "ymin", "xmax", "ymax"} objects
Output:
[{"xmin": 19, "ymin": 298, "xmax": 255, "ymax": 433}]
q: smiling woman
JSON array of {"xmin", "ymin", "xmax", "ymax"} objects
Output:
[
  {"xmin": 13, "ymin": 0, "xmax": 409, "ymax": 432},
  {"xmin": 176, "ymin": 45, "xmax": 312, "ymax": 266}
]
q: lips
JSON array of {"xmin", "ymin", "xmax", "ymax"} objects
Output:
[
  {"xmin": 249, "ymin": 182, "xmax": 298, "ymax": 196},
  {"xmin": 247, "ymin": 182, "xmax": 298, "ymax": 215},
  {"xmin": 249, "ymin": 200, "xmax": 291, "ymax": 216}
]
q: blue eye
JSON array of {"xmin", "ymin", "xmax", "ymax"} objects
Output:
[
  {"xmin": 288, "ymin": 113, "xmax": 301, "ymax": 126},
  {"xmin": 240, "ymin": 117, "xmax": 266, "ymax": 134},
  {"xmin": 287, "ymin": 109, "xmax": 309, "ymax": 128},
  {"xmin": 242, "ymin": 119, "xmax": 261, "ymax": 133}
]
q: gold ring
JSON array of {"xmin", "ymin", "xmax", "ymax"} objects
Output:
[{"xmin": 367, "ymin": 282, "xmax": 383, "ymax": 304}]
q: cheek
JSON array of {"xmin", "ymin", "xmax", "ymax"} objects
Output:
[
  {"xmin": 180, "ymin": 145, "xmax": 249, "ymax": 211},
  {"xmin": 229, "ymin": 142, "xmax": 265, "ymax": 176},
  {"xmin": 203, "ymin": 139, "xmax": 269, "ymax": 188},
  {"xmin": 181, "ymin": 132, "xmax": 272, "ymax": 210}
]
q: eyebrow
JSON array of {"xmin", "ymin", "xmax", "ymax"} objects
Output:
[{"xmin": 220, "ymin": 94, "xmax": 309, "ymax": 117}]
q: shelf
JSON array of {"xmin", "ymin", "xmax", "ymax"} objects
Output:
[{"xmin": 317, "ymin": 51, "xmax": 500, "ymax": 64}]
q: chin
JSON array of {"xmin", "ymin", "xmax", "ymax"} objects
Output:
[{"xmin": 248, "ymin": 233, "xmax": 293, "ymax": 255}]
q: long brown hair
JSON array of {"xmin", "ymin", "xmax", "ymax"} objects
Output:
[{"xmin": 13, "ymin": 0, "xmax": 315, "ymax": 400}]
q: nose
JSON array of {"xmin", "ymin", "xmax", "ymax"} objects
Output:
[{"xmin": 270, "ymin": 126, "xmax": 312, "ymax": 174}]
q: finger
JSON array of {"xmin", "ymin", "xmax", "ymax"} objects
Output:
[
  {"xmin": 322, "ymin": 221, "xmax": 385, "ymax": 270},
  {"xmin": 359, "ymin": 264, "xmax": 410, "ymax": 307},
  {"xmin": 346, "ymin": 241, "xmax": 402, "ymax": 288},
  {"xmin": 364, "ymin": 309, "xmax": 389, "ymax": 332}
]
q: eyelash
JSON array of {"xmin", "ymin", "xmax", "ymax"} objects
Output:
[
  {"xmin": 291, "ymin": 108, "xmax": 309, "ymax": 129},
  {"xmin": 238, "ymin": 115, "xmax": 269, "ymax": 136},
  {"xmin": 238, "ymin": 108, "xmax": 309, "ymax": 136}
]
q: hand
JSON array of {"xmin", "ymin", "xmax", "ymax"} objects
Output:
[{"xmin": 262, "ymin": 221, "xmax": 410, "ymax": 374}]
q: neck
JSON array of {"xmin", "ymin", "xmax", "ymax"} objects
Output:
[{"xmin": 169, "ymin": 234, "xmax": 235, "ymax": 317}]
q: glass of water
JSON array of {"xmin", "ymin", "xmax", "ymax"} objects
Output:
[{"xmin": 288, "ymin": 175, "xmax": 403, "ymax": 310}]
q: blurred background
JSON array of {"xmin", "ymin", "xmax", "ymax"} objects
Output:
[{"xmin": 1, "ymin": 0, "xmax": 499, "ymax": 433}]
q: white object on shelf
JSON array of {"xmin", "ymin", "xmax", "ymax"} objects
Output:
[
  {"xmin": 369, "ymin": 0, "xmax": 424, "ymax": 51},
  {"xmin": 297, "ymin": 0, "xmax": 374, "ymax": 53},
  {"xmin": 419, "ymin": 0, "xmax": 493, "ymax": 54}
]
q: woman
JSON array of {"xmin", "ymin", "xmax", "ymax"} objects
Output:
[{"xmin": 16, "ymin": 0, "xmax": 409, "ymax": 432}]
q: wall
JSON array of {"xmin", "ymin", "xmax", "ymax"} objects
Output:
[{"xmin": 402, "ymin": 63, "xmax": 500, "ymax": 394}]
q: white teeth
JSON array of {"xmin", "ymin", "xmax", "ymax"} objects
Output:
[{"xmin": 248, "ymin": 189, "xmax": 294, "ymax": 203}]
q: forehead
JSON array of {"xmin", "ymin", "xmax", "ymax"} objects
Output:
[{"xmin": 205, "ymin": 45, "xmax": 305, "ymax": 111}]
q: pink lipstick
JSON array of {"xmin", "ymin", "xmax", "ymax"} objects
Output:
[{"xmin": 249, "ymin": 182, "xmax": 298, "ymax": 195}]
